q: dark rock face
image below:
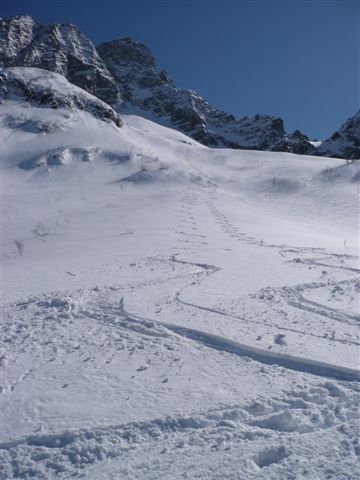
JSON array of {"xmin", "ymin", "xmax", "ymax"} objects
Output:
[
  {"xmin": 2, "ymin": 15, "xmax": 356, "ymax": 159},
  {"xmin": 98, "ymin": 38, "xmax": 313, "ymax": 153},
  {"xmin": 271, "ymin": 130, "xmax": 315, "ymax": 155},
  {"xmin": 97, "ymin": 38, "xmax": 172, "ymax": 103},
  {"xmin": 0, "ymin": 16, "xmax": 314, "ymax": 154},
  {"xmin": 315, "ymin": 111, "xmax": 360, "ymax": 160},
  {"xmin": 0, "ymin": 15, "xmax": 120, "ymax": 104},
  {"xmin": 0, "ymin": 67, "xmax": 122, "ymax": 127}
]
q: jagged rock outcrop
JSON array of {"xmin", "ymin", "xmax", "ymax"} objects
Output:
[
  {"xmin": 2, "ymin": 15, "xmax": 356, "ymax": 159},
  {"xmin": 0, "ymin": 16, "xmax": 315, "ymax": 154},
  {"xmin": 271, "ymin": 130, "xmax": 315, "ymax": 155},
  {"xmin": 315, "ymin": 111, "xmax": 360, "ymax": 160},
  {"xmin": 97, "ymin": 38, "xmax": 314, "ymax": 153},
  {"xmin": 0, "ymin": 67, "xmax": 122, "ymax": 127},
  {"xmin": 0, "ymin": 15, "xmax": 120, "ymax": 104}
]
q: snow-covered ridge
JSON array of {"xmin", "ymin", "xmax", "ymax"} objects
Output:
[
  {"xmin": 0, "ymin": 15, "xmax": 318, "ymax": 156},
  {"xmin": 1, "ymin": 15, "xmax": 358, "ymax": 159},
  {"xmin": 0, "ymin": 67, "xmax": 122, "ymax": 127},
  {"xmin": 98, "ymin": 37, "xmax": 316, "ymax": 154},
  {"xmin": 316, "ymin": 110, "xmax": 360, "ymax": 160},
  {"xmin": 0, "ymin": 15, "xmax": 120, "ymax": 104}
]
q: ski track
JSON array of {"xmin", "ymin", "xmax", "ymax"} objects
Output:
[
  {"xmin": 2, "ymin": 174, "xmax": 360, "ymax": 479},
  {"xmin": 2, "ymin": 266, "xmax": 359, "ymax": 477},
  {"xmin": 1, "ymin": 367, "xmax": 359, "ymax": 479},
  {"xmin": 0, "ymin": 288, "xmax": 360, "ymax": 480},
  {"xmin": 173, "ymin": 181, "xmax": 359, "ymax": 339},
  {"xmin": 174, "ymin": 289, "xmax": 360, "ymax": 348},
  {"xmin": 119, "ymin": 301, "xmax": 359, "ymax": 383}
]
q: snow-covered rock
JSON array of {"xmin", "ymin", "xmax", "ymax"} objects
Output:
[
  {"xmin": 0, "ymin": 67, "xmax": 122, "ymax": 128},
  {"xmin": 98, "ymin": 38, "xmax": 314, "ymax": 153},
  {"xmin": 3, "ymin": 15, "xmax": 357, "ymax": 160},
  {"xmin": 0, "ymin": 15, "xmax": 120, "ymax": 104},
  {"xmin": 1, "ymin": 16, "xmax": 315, "ymax": 155},
  {"xmin": 315, "ymin": 111, "xmax": 360, "ymax": 160}
]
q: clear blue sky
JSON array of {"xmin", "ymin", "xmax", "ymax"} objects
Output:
[{"xmin": 2, "ymin": 0, "xmax": 359, "ymax": 139}]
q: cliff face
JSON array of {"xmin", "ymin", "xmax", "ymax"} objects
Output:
[
  {"xmin": 0, "ymin": 15, "xmax": 120, "ymax": 104},
  {"xmin": 97, "ymin": 38, "xmax": 314, "ymax": 153},
  {"xmin": 315, "ymin": 111, "xmax": 360, "ymax": 160},
  {"xmin": 1, "ymin": 15, "xmax": 357, "ymax": 159}
]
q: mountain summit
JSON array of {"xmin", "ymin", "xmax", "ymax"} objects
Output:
[
  {"xmin": 0, "ymin": 15, "xmax": 120, "ymax": 104},
  {"xmin": 0, "ymin": 15, "xmax": 357, "ymax": 159},
  {"xmin": 97, "ymin": 37, "xmax": 315, "ymax": 154},
  {"xmin": 316, "ymin": 111, "xmax": 360, "ymax": 160}
]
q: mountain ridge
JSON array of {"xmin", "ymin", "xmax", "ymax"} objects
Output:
[
  {"xmin": 1, "ymin": 15, "xmax": 358, "ymax": 159},
  {"xmin": 97, "ymin": 37, "xmax": 315, "ymax": 154},
  {"xmin": 0, "ymin": 15, "xmax": 121, "ymax": 104}
]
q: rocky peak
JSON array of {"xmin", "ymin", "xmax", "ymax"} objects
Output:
[
  {"xmin": 0, "ymin": 16, "xmax": 326, "ymax": 157},
  {"xmin": 98, "ymin": 38, "xmax": 155, "ymax": 69},
  {"xmin": 96, "ymin": 37, "xmax": 313, "ymax": 153},
  {"xmin": 97, "ymin": 37, "xmax": 173, "ymax": 102},
  {"xmin": 315, "ymin": 111, "xmax": 360, "ymax": 160},
  {"xmin": 0, "ymin": 15, "xmax": 120, "ymax": 104},
  {"xmin": 0, "ymin": 15, "xmax": 37, "ymax": 62}
]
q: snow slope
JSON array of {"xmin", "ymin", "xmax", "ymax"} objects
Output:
[{"xmin": 1, "ymin": 68, "xmax": 360, "ymax": 479}]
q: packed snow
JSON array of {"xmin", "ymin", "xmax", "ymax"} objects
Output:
[{"xmin": 1, "ymin": 69, "xmax": 359, "ymax": 479}]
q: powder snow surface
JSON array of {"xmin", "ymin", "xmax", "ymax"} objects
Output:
[{"xmin": 1, "ymin": 87, "xmax": 360, "ymax": 479}]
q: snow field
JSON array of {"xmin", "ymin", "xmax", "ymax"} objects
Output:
[{"xmin": 1, "ymin": 82, "xmax": 359, "ymax": 478}]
